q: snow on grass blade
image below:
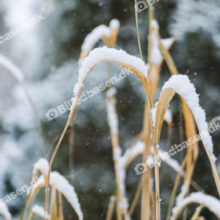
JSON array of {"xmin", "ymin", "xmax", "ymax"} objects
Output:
[
  {"xmin": 81, "ymin": 25, "xmax": 110, "ymax": 55},
  {"xmin": 33, "ymin": 158, "xmax": 49, "ymax": 177},
  {"xmin": 164, "ymin": 109, "xmax": 172, "ymax": 124},
  {"xmin": 171, "ymin": 192, "xmax": 220, "ymax": 220},
  {"xmin": 74, "ymin": 46, "xmax": 149, "ymax": 97},
  {"xmin": 49, "ymin": 171, "xmax": 83, "ymax": 220},
  {"xmin": 150, "ymin": 20, "xmax": 162, "ymax": 65},
  {"xmin": 0, "ymin": 54, "xmax": 23, "ymax": 82},
  {"xmin": 158, "ymin": 150, "xmax": 182, "ymax": 173},
  {"xmin": 162, "ymin": 74, "xmax": 216, "ymax": 162},
  {"xmin": 175, "ymin": 181, "xmax": 189, "ymax": 205},
  {"xmin": 161, "ymin": 38, "xmax": 175, "ymax": 50},
  {"xmin": 113, "ymin": 148, "xmax": 130, "ymax": 220},
  {"xmin": 123, "ymin": 141, "xmax": 145, "ymax": 168},
  {"xmin": 106, "ymin": 87, "xmax": 130, "ymax": 220},
  {"xmin": 0, "ymin": 201, "xmax": 11, "ymax": 220},
  {"xmin": 155, "ymin": 74, "xmax": 220, "ymax": 196},
  {"xmin": 80, "ymin": 19, "xmax": 120, "ymax": 59},
  {"xmin": 109, "ymin": 19, "xmax": 120, "ymax": 30},
  {"xmin": 106, "ymin": 87, "xmax": 118, "ymax": 135},
  {"xmin": 31, "ymin": 171, "xmax": 83, "ymax": 220},
  {"xmin": 32, "ymin": 205, "xmax": 50, "ymax": 220},
  {"xmin": 49, "ymin": 46, "xmax": 150, "ymax": 188}
]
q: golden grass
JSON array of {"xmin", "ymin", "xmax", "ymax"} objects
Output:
[{"xmin": 9, "ymin": 2, "xmax": 220, "ymax": 220}]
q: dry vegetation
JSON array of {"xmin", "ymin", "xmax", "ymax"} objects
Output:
[{"xmin": 0, "ymin": 1, "xmax": 220, "ymax": 220}]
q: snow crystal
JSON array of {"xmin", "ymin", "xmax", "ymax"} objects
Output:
[
  {"xmin": 162, "ymin": 74, "xmax": 216, "ymax": 162},
  {"xmin": 0, "ymin": 54, "xmax": 24, "ymax": 82}
]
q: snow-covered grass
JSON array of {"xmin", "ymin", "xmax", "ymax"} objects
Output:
[
  {"xmin": 29, "ymin": 169, "xmax": 83, "ymax": 220},
  {"xmin": 171, "ymin": 192, "xmax": 220, "ymax": 219},
  {"xmin": 3, "ymin": 8, "xmax": 219, "ymax": 220},
  {"xmin": 31, "ymin": 205, "xmax": 50, "ymax": 220},
  {"xmin": 46, "ymin": 14, "xmax": 220, "ymax": 220}
]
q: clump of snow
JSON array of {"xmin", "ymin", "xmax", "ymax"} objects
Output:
[
  {"xmin": 32, "ymin": 205, "xmax": 50, "ymax": 220},
  {"xmin": 112, "ymin": 147, "xmax": 129, "ymax": 219},
  {"xmin": 106, "ymin": 87, "xmax": 118, "ymax": 134},
  {"xmin": 164, "ymin": 109, "xmax": 172, "ymax": 124},
  {"xmin": 81, "ymin": 25, "xmax": 111, "ymax": 53},
  {"xmin": 151, "ymin": 19, "xmax": 159, "ymax": 29},
  {"xmin": 161, "ymin": 38, "xmax": 175, "ymax": 49},
  {"xmin": 109, "ymin": 19, "xmax": 120, "ymax": 30},
  {"xmin": 50, "ymin": 171, "xmax": 83, "ymax": 220},
  {"xmin": 171, "ymin": 192, "xmax": 220, "ymax": 219},
  {"xmin": 150, "ymin": 20, "xmax": 162, "ymax": 65},
  {"xmin": 107, "ymin": 86, "xmax": 117, "ymax": 97},
  {"xmin": 176, "ymin": 182, "xmax": 188, "ymax": 205},
  {"xmin": 73, "ymin": 46, "xmax": 149, "ymax": 98},
  {"xmin": 33, "ymin": 158, "xmax": 49, "ymax": 176},
  {"xmin": 81, "ymin": 18, "xmax": 120, "ymax": 54},
  {"xmin": 32, "ymin": 172, "xmax": 83, "ymax": 220},
  {"xmin": 0, "ymin": 54, "xmax": 24, "ymax": 82},
  {"xmin": 162, "ymin": 74, "xmax": 216, "ymax": 162},
  {"xmin": 122, "ymin": 141, "xmax": 145, "ymax": 166},
  {"xmin": 0, "ymin": 201, "xmax": 11, "ymax": 220}
]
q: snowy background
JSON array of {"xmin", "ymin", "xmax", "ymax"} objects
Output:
[{"xmin": 0, "ymin": 0, "xmax": 219, "ymax": 219}]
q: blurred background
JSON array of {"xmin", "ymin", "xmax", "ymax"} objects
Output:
[{"xmin": 0, "ymin": 0, "xmax": 219, "ymax": 219}]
